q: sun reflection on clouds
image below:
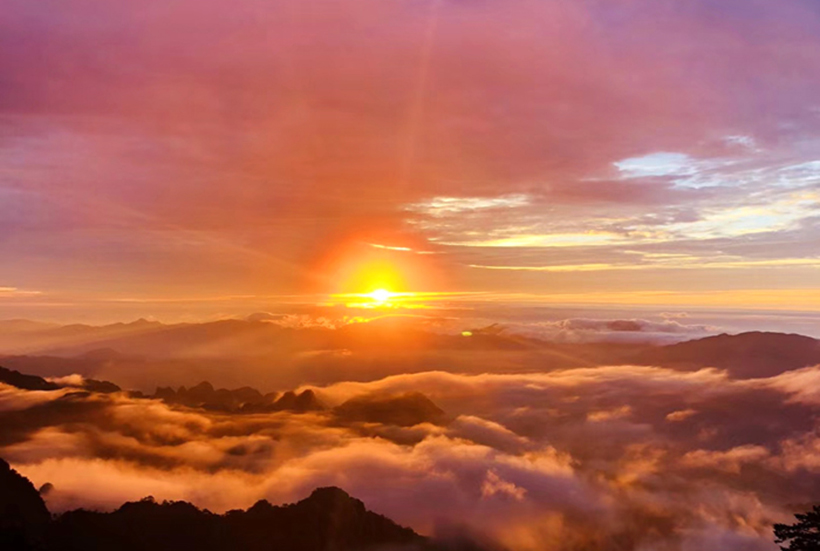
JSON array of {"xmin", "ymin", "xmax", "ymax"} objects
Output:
[
  {"xmin": 368, "ymin": 243, "xmax": 438, "ymax": 255},
  {"xmin": 330, "ymin": 290, "xmax": 473, "ymax": 310},
  {"xmin": 405, "ymin": 194, "xmax": 531, "ymax": 216},
  {"xmin": 444, "ymin": 232, "xmax": 623, "ymax": 248},
  {"xmin": 0, "ymin": 287, "xmax": 43, "ymax": 297}
]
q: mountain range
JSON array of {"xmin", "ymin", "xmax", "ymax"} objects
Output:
[
  {"xmin": 2, "ymin": 317, "xmax": 819, "ymax": 385},
  {"xmin": 1, "ymin": 456, "xmax": 486, "ymax": 551},
  {"xmin": 632, "ymin": 331, "xmax": 820, "ymax": 378},
  {"xmin": 0, "ymin": 365, "xmax": 450, "ymax": 428}
]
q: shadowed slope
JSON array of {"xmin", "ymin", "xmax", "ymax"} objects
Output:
[
  {"xmin": 0, "ymin": 367, "xmax": 60, "ymax": 392},
  {"xmin": 634, "ymin": 332, "xmax": 820, "ymax": 378},
  {"xmin": 334, "ymin": 392, "xmax": 448, "ymax": 427},
  {"xmin": 0, "ymin": 366, "xmax": 120, "ymax": 394},
  {"xmin": 1, "ymin": 457, "xmax": 477, "ymax": 551},
  {"xmin": 0, "ymin": 458, "xmax": 51, "ymax": 550},
  {"xmin": 48, "ymin": 487, "xmax": 431, "ymax": 551}
]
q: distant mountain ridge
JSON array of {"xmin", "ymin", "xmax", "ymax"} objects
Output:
[
  {"xmin": 0, "ymin": 317, "xmax": 548, "ymax": 359},
  {"xmin": 3, "ymin": 320, "xmax": 819, "ymax": 386},
  {"xmin": 0, "ymin": 366, "xmax": 119, "ymax": 394},
  {"xmin": 0, "ymin": 366, "xmax": 451, "ymax": 427},
  {"xmin": 1, "ymin": 456, "xmax": 477, "ymax": 551},
  {"xmin": 153, "ymin": 382, "xmax": 325, "ymax": 413},
  {"xmin": 0, "ymin": 366, "xmax": 61, "ymax": 391},
  {"xmin": 633, "ymin": 331, "xmax": 820, "ymax": 378}
]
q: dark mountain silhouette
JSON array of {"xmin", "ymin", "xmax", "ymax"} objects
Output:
[
  {"xmin": 0, "ymin": 366, "xmax": 120, "ymax": 394},
  {"xmin": 2, "ymin": 364, "xmax": 449, "ymax": 426},
  {"xmin": 335, "ymin": 392, "xmax": 448, "ymax": 427},
  {"xmin": 633, "ymin": 332, "xmax": 820, "ymax": 378},
  {"xmin": 48, "ymin": 487, "xmax": 432, "ymax": 551},
  {"xmin": 0, "ymin": 458, "xmax": 51, "ymax": 550},
  {"xmin": 79, "ymin": 379, "xmax": 122, "ymax": 394},
  {"xmin": 0, "ymin": 366, "xmax": 60, "ymax": 391},
  {"xmin": 268, "ymin": 389, "xmax": 325, "ymax": 412},
  {"xmin": 0, "ymin": 457, "xmax": 479, "ymax": 551},
  {"xmin": 153, "ymin": 383, "xmax": 325, "ymax": 413},
  {"xmin": 0, "ymin": 362, "xmax": 323, "ymax": 414},
  {"xmin": 0, "ymin": 355, "xmax": 115, "ymax": 382}
]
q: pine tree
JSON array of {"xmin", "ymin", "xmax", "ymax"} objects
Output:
[{"xmin": 775, "ymin": 505, "xmax": 820, "ymax": 551}]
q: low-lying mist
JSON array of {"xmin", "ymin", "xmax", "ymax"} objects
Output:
[{"xmin": 3, "ymin": 327, "xmax": 820, "ymax": 550}]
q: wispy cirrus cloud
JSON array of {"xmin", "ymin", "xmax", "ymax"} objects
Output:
[
  {"xmin": 405, "ymin": 194, "xmax": 532, "ymax": 216},
  {"xmin": 469, "ymin": 256, "xmax": 820, "ymax": 272},
  {"xmin": 0, "ymin": 287, "xmax": 42, "ymax": 298}
]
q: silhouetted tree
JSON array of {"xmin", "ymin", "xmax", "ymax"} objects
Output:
[{"xmin": 775, "ymin": 505, "xmax": 820, "ymax": 551}]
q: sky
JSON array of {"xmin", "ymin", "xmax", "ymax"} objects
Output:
[{"xmin": 2, "ymin": 0, "xmax": 820, "ymax": 321}]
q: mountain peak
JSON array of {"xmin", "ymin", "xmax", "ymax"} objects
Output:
[
  {"xmin": 307, "ymin": 486, "xmax": 354, "ymax": 502},
  {"xmin": 190, "ymin": 381, "xmax": 215, "ymax": 393},
  {"xmin": 637, "ymin": 331, "xmax": 820, "ymax": 378},
  {"xmin": 0, "ymin": 457, "xmax": 52, "ymax": 549},
  {"xmin": 334, "ymin": 392, "xmax": 448, "ymax": 427},
  {"xmin": 2, "ymin": 465, "xmax": 443, "ymax": 550},
  {"xmin": 0, "ymin": 366, "xmax": 60, "ymax": 391}
]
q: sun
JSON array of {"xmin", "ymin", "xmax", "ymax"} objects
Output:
[{"xmin": 368, "ymin": 289, "xmax": 392, "ymax": 302}]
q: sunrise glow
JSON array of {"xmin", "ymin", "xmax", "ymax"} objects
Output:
[
  {"xmin": 3, "ymin": 2, "xmax": 820, "ymax": 550},
  {"xmin": 368, "ymin": 289, "xmax": 392, "ymax": 303}
]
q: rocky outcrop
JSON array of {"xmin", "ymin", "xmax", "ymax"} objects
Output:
[
  {"xmin": 153, "ymin": 383, "xmax": 324, "ymax": 413},
  {"xmin": 334, "ymin": 392, "xmax": 448, "ymax": 427},
  {"xmin": 0, "ymin": 367, "xmax": 60, "ymax": 392}
]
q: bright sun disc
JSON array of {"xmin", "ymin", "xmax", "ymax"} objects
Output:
[{"xmin": 369, "ymin": 289, "xmax": 391, "ymax": 302}]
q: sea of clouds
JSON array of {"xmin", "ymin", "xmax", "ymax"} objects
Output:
[{"xmin": 3, "ymin": 361, "xmax": 820, "ymax": 550}]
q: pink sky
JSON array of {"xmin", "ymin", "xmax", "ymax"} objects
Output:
[{"xmin": 2, "ymin": 0, "xmax": 820, "ymax": 319}]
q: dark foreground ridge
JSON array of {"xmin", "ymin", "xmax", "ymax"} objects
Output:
[{"xmin": 0, "ymin": 457, "xmax": 488, "ymax": 551}]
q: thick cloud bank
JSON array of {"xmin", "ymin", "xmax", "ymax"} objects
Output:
[{"xmin": 3, "ymin": 361, "xmax": 819, "ymax": 550}]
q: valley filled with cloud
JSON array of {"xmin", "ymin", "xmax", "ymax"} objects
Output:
[{"xmin": 3, "ymin": 320, "xmax": 820, "ymax": 550}]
